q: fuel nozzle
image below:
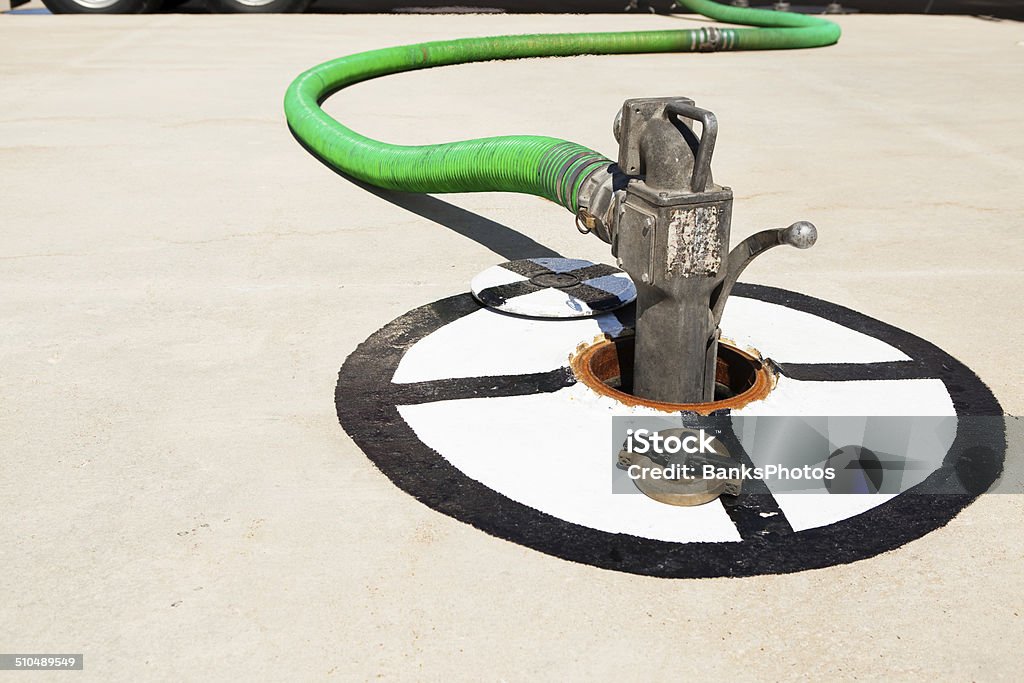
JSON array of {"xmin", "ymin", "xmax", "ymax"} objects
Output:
[{"xmin": 577, "ymin": 97, "xmax": 817, "ymax": 404}]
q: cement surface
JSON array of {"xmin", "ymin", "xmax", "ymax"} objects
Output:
[{"xmin": 1, "ymin": 10, "xmax": 1022, "ymax": 681}]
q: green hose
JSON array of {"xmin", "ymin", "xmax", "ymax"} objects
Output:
[{"xmin": 284, "ymin": 0, "xmax": 839, "ymax": 214}]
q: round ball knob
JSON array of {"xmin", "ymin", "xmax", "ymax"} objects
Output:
[{"xmin": 782, "ymin": 221, "xmax": 817, "ymax": 249}]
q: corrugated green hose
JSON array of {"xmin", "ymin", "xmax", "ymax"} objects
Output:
[{"xmin": 284, "ymin": 0, "xmax": 839, "ymax": 214}]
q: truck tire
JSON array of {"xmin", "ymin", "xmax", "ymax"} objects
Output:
[
  {"xmin": 204, "ymin": 0, "xmax": 310, "ymax": 12},
  {"xmin": 41, "ymin": 0, "xmax": 160, "ymax": 12}
]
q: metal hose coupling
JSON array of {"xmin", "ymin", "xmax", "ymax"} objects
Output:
[{"xmin": 577, "ymin": 97, "xmax": 818, "ymax": 404}]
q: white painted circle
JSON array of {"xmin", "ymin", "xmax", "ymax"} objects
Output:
[
  {"xmin": 393, "ymin": 295, "xmax": 953, "ymax": 543},
  {"xmin": 337, "ymin": 284, "xmax": 1003, "ymax": 577}
]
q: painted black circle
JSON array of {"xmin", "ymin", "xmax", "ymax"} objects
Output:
[{"xmin": 336, "ymin": 283, "xmax": 1004, "ymax": 578}]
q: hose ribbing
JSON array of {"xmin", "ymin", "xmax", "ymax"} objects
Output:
[{"xmin": 284, "ymin": 0, "xmax": 840, "ymax": 213}]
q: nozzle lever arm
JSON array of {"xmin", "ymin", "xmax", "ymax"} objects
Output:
[{"xmin": 710, "ymin": 221, "xmax": 817, "ymax": 327}]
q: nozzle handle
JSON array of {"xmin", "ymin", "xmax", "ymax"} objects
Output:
[
  {"xmin": 710, "ymin": 221, "xmax": 818, "ymax": 326},
  {"xmin": 664, "ymin": 101, "xmax": 718, "ymax": 193},
  {"xmin": 615, "ymin": 97, "xmax": 719, "ymax": 193}
]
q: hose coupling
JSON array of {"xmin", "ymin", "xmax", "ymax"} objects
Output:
[
  {"xmin": 577, "ymin": 164, "xmax": 628, "ymax": 245},
  {"xmin": 697, "ymin": 26, "xmax": 723, "ymax": 52}
]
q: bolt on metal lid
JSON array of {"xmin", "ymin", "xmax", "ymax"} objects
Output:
[{"xmin": 470, "ymin": 258, "xmax": 636, "ymax": 318}]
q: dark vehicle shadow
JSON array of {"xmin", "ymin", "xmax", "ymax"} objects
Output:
[
  {"xmin": 306, "ymin": 0, "xmax": 1023, "ymax": 17},
  {"xmin": 163, "ymin": 0, "xmax": 1024, "ymax": 18}
]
